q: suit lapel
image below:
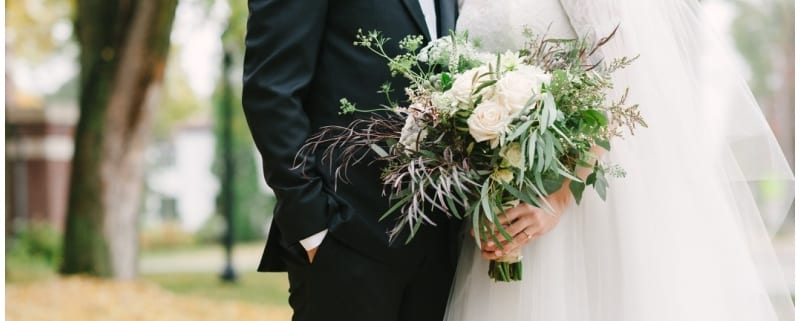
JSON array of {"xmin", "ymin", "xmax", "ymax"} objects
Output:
[
  {"xmin": 400, "ymin": 0, "xmax": 433, "ymax": 41},
  {"xmin": 436, "ymin": 0, "xmax": 458, "ymax": 38}
]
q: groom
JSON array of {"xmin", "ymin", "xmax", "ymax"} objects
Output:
[{"xmin": 242, "ymin": 1, "xmax": 459, "ymax": 320}]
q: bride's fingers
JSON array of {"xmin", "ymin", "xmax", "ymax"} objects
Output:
[
  {"xmin": 494, "ymin": 215, "xmax": 531, "ymax": 241},
  {"xmin": 497, "ymin": 204, "xmax": 529, "ymax": 225},
  {"xmin": 481, "ymin": 241, "xmax": 498, "ymax": 252},
  {"xmin": 482, "ymin": 251, "xmax": 499, "ymax": 260},
  {"xmin": 498, "ymin": 229, "xmax": 537, "ymax": 252}
]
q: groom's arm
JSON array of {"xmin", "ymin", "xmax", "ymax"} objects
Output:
[{"xmin": 242, "ymin": 0, "xmax": 331, "ymax": 248}]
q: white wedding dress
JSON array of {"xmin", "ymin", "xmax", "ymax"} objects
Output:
[{"xmin": 446, "ymin": 1, "xmax": 795, "ymax": 321}]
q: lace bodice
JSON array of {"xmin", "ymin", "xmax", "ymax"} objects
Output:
[
  {"xmin": 456, "ymin": 0, "xmax": 576, "ymax": 51},
  {"xmin": 456, "ymin": 0, "xmax": 619, "ymax": 52}
]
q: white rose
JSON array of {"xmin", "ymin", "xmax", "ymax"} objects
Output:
[
  {"xmin": 447, "ymin": 66, "xmax": 491, "ymax": 105},
  {"xmin": 494, "ymin": 67, "xmax": 550, "ymax": 116},
  {"xmin": 467, "ymin": 100, "xmax": 512, "ymax": 148},
  {"xmin": 516, "ymin": 65, "xmax": 552, "ymax": 87},
  {"xmin": 500, "ymin": 142, "xmax": 524, "ymax": 169}
]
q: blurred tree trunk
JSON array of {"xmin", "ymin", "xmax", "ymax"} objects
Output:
[{"xmin": 60, "ymin": 0, "xmax": 178, "ymax": 279}]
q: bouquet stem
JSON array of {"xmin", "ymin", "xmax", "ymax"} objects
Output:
[{"xmin": 488, "ymin": 260, "xmax": 523, "ymax": 282}]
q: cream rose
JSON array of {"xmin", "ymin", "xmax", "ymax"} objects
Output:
[
  {"xmin": 494, "ymin": 69, "xmax": 547, "ymax": 117},
  {"xmin": 516, "ymin": 65, "xmax": 552, "ymax": 89},
  {"xmin": 467, "ymin": 100, "xmax": 512, "ymax": 148},
  {"xmin": 500, "ymin": 142, "xmax": 524, "ymax": 169},
  {"xmin": 447, "ymin": 66, "xmax": 491, "ymax": 105}
]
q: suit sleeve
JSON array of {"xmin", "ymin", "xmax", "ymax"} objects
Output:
[{"xmin": 242, "ymin": 0, "xmax": 332, "ymax": 246}]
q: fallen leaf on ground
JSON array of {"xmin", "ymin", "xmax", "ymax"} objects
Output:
[{"xmin": 6, "ymin": 276, "xmax": 291, "ymax": 321}]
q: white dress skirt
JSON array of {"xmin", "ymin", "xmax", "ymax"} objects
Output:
[{"xmin": 445, "ymin": 1, "xmax": 795, "ymax": 320}]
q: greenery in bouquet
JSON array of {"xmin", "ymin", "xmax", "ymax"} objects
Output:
[{"xmin": 296, "ymin": 28, "xmax": 646, "ymax": 281}]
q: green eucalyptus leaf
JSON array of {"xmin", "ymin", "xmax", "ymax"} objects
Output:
[
  {"xmin": 507, "ymin": 119, "xmax": 535, "ymax": 142},
  {"xmin": 480, "ymin": 179, "xmax": 494, "ymax": 221},
  {"xmin": 527, "ymin": 133, "xmax": 538, "ymax": 170},
  {"xmin": 380, "ymin": 194, "xmax": 412, "ymax": 221},
  {"xmin": 535, "ymin": 143, "xmax": 545, "ymax": 174},
  {"xmin": 492, "ymin": 213, "xmax": 514, "ymax": 242},
  {"xmin": 556, "ymin": 164, "xmax": 581, "ymax": 182},
  {"xmin": 586, "ymin": 172, "xmax": 597, "ymax": 185},
  {"xmin": 595, "ymin": 174, "xmax": 607, "ymax": 200},
  {"xmin": 576, "ymin": 158, "xmax": 593, "ymax": 168},
  {"xmin": 472, "ymin": 203, "xmax": 482, "ymax": 247},
  {"xmin": 370, "ymin": 144, "xmax": 389, "ymax": 157},
  {"xmin": 405, "ymin": 220, "xmax": 423, "ymax": 244},
  {"xmin": 446, "ymin": 196, "xmax": 462, "ymax": 219},
  {"xmin": 501, "ymin": 182, "xmax": 537, "ymax": 207},
  {"xmin": 540, "ymin": 93, "xmax": 557, "ymax": 133},
  {"xmin": 473, "ymin": 79, "xmax": 498, "ymax": 95},
  {"xmin": 551, "ymin": 126, "xmax": 573, "ymax": 146},
  {"xmin": 569, "ymin": 180, "xmax": 586, "ymax": 204},
  {"xmin": 542, "ymin": 175, "xmax": 564, "ymax": 194},
  {"xmin": 597, "ymin": 139, "xmax": 611, "ymax": 151},
  {"xmin": 417, "ymin": 149, "xmax": 437, "ymax": 159}
]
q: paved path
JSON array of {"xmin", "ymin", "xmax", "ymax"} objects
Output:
[{"xmin": 140, "ymin": 242, "xmax": 264, "ymax": 275}]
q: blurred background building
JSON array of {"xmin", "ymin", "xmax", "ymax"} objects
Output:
[
  {"xmin": 142, "ymin": 117, "xmax": 218, "ymax": 232},
  {"xmin": 6, "ymin": 94, "xmax": 77, "ymax": 232}
]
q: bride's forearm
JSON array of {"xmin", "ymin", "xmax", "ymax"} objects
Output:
[
  {"xmin": 575, "ymin": 145, "xmax": 607, "ymax": 181},
  {"xmin": 553, "ymin": 145, "xmax": 608, "ymax": 208}
]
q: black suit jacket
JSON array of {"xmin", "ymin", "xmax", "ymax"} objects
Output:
[{"xmin": 243, "ymin": 0, "xmax": 458, "ymax": 272}]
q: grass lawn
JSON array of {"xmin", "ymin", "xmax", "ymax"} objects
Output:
[
  {"xmin": 8, "ymin": 241, "xmax": 291, "ymax": 309},
  {"xmin": 142, "ymin": 271, "xmax": 290, "ymax": 307},
  {"xmin": 5, "ymin": 256, "xmax": 58, "ymax": 285}
]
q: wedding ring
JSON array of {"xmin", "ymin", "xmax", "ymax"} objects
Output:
[{"xmin": 522, "ymin": 230, "xmax": 533, "ymax": 240}]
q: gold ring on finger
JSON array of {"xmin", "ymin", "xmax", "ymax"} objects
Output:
[{"xmin": 522, "ymin": 230, "xmax": 533, "ymax": 240}]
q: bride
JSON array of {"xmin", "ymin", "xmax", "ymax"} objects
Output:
[{"xmin": 446, "ymin": 1, "xmax": 795, "ymax": 320}]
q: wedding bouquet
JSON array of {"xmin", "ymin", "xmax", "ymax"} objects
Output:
[{"xmin": 297, "ymin": 29, "xmax": 646, "ymax": 282}]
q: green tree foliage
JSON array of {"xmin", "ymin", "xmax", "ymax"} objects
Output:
[
  {"xmin": 154, "ymin": 46, "xmax": 206, "ymax": 140},
  {"xmin": 729, "ymin": 0, "xmax": 794, "ymax": 164},
  {"xmin": 209, "ymin": 0, "xmax": 274, "ymax": 242},
  {"xmin": 6, "ymin": 0, "xmax": 74, "ymax": 62},
  {"xmin": 730, "ymin": 0, "xmax": 793, "ymax": 100}
]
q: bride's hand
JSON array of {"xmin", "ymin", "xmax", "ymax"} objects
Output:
[
  {"xmin": 479, "ymin": 182, "xmax": 572, "ymax": 260},
  {"xmin": 479, "ymin": 145, "xmax": 605, "ymax": 260}
]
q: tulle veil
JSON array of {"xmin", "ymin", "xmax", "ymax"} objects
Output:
[{"xmin": 444, "ymin": 1, "xmax": 794, "ymax": 320}]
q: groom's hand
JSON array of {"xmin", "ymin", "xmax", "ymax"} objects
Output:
[
  {"xmin": 300, "ymin": 230, "xmax": 327, "ymax": 263},
  {"xmin": 306, "ymin": 247, "xmax": 319, "ymax": 263}
]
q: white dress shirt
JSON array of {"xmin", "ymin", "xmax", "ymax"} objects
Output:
[
  {"xmin": 419, "ymin": 0, "xmax": 439, "ymax": 38},
  {"xmin": 300, "ymin": 0, "xmax": 439, "ymax": 252}
]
